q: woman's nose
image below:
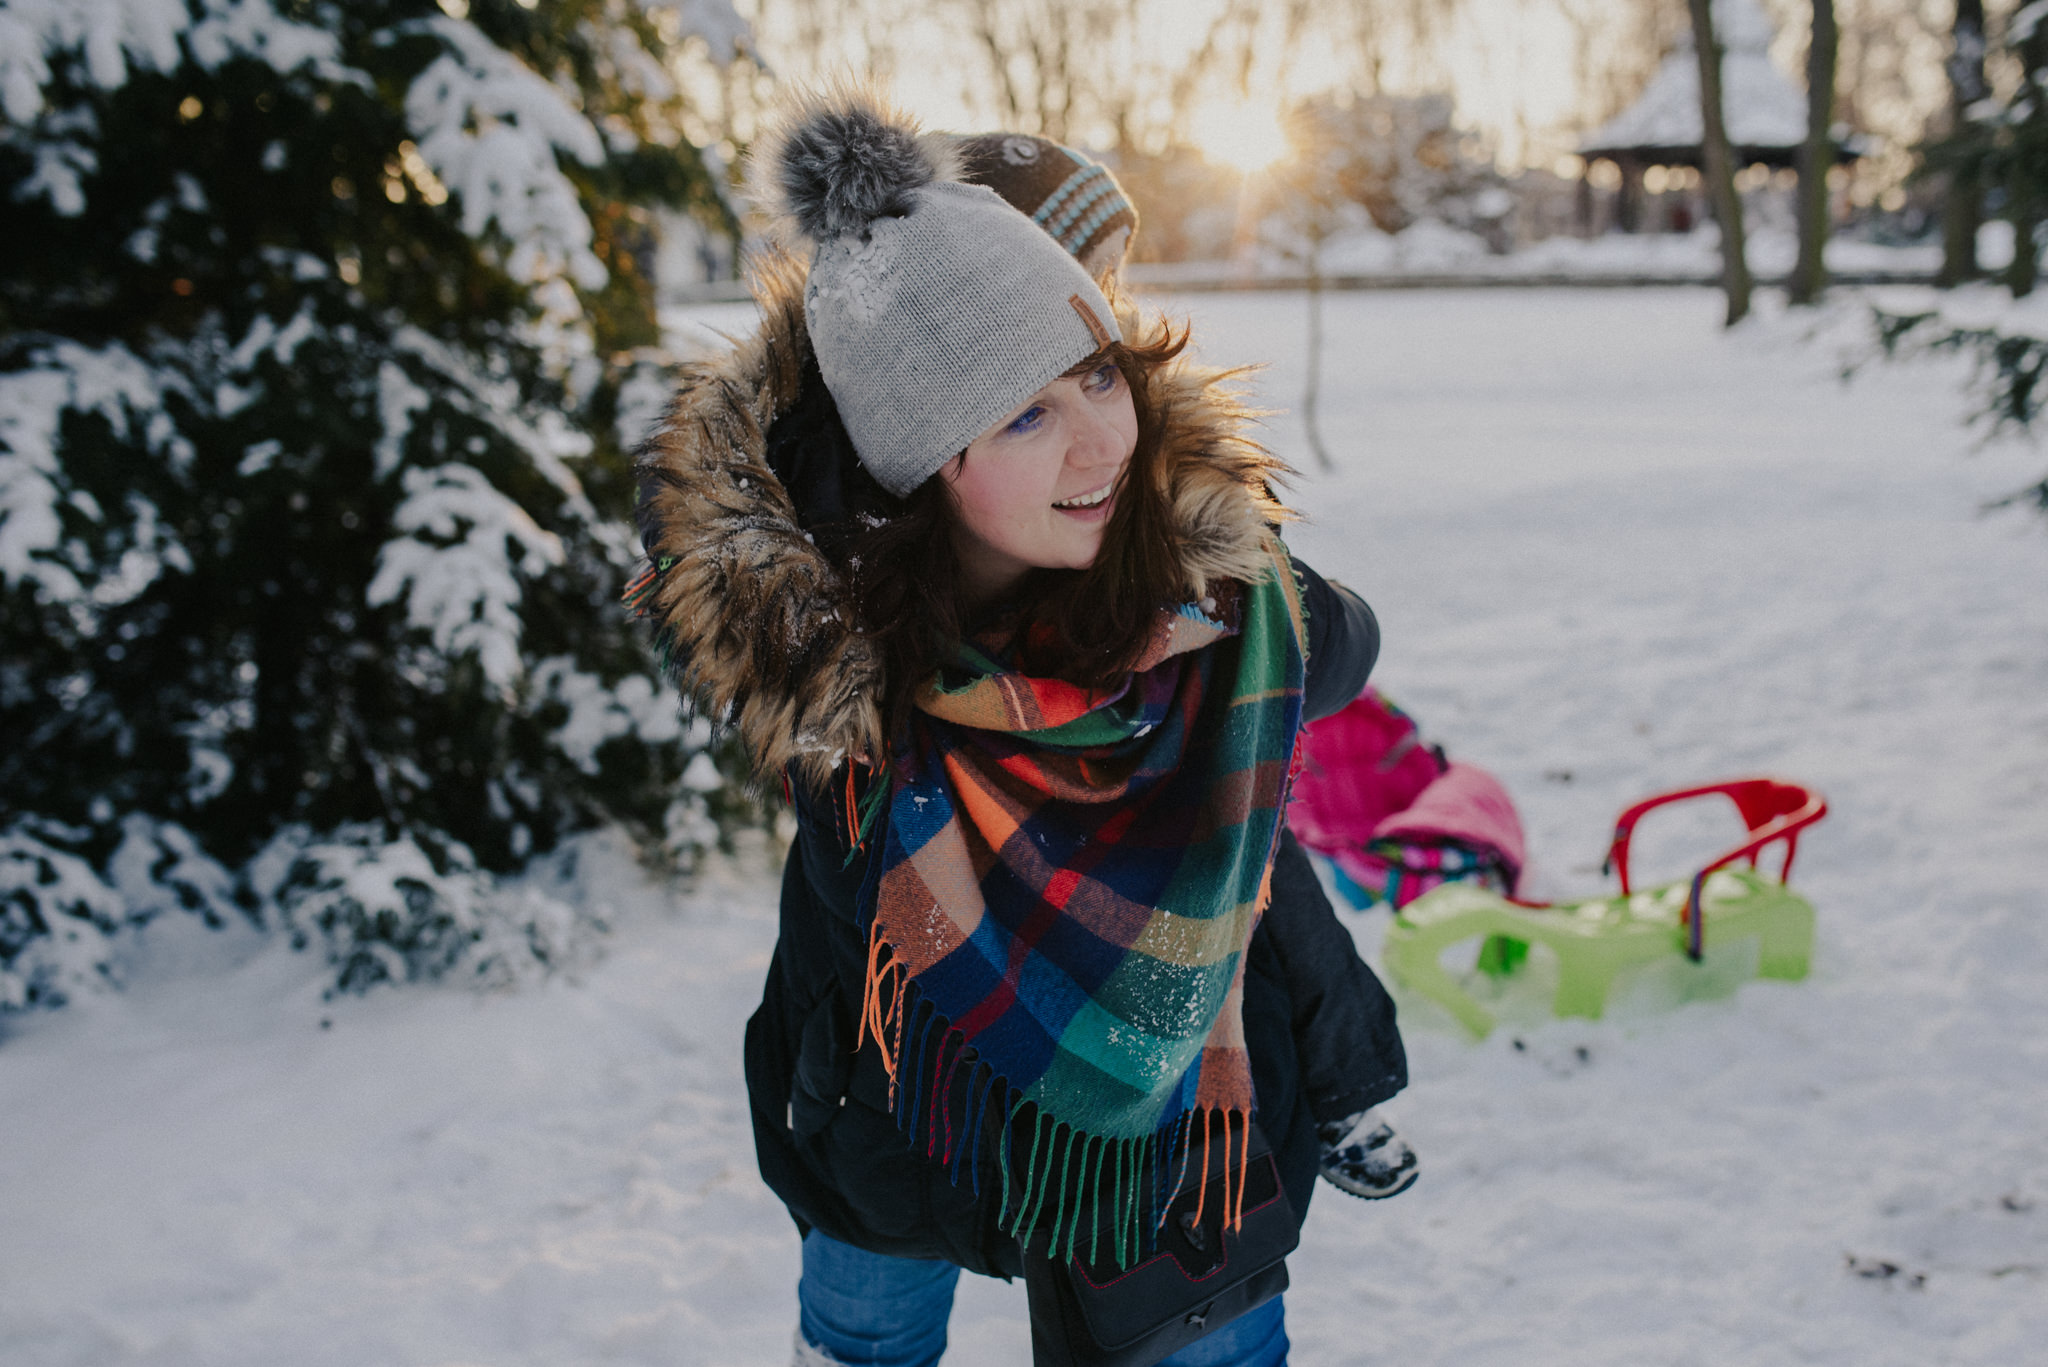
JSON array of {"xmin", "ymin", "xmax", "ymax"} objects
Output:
[{"xmin": 1067, "ymin": 397, "xmax": 1125, "ymax": 470}]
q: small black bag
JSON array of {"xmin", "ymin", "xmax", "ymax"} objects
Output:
[{"xmin": 1020, "ymin": 1123, "xmax": 1298, "ymax": 1367}]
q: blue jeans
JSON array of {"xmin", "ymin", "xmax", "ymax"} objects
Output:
[{"xmin": 797, "ymin": 1229, "xmax": 1289, "ymax": 1367}]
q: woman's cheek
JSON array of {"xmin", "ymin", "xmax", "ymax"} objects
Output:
[
  {"xmin": 987, "ymin": 460, "xmax": 1045, "ymax": 533},
  {"xmin": 960, "ymin": 469, "xmax": 1028, "ymax": 550}
]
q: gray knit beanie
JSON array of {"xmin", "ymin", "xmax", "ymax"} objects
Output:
[{"xmin": 760, "ymin": 88, "xmax": 1123, "ymax": 498}]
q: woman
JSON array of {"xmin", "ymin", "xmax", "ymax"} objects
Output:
[
  {"xmin": 946, "ymin": 130, "xmax": 1418, "ymax": 1210},
  {"xmin": 633, "ymin": 90, "xmax": 1401, "ymax": 1367}
]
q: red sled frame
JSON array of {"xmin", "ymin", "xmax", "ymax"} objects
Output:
[{"xmin": 1597, "ymin": 778, "xmax": 1829, "ymax": 962}]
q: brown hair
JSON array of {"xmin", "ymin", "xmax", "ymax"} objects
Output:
[{"xmin": 848, "ymin": 309, "xmax": 1193, "ymax": 739}]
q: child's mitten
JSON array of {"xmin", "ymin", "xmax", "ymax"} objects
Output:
[{"xmin": 1317, "ymin": 1107, "xmax": 1418, "ymax": 1200}]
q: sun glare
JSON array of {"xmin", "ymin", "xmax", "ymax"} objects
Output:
[{"xmin": 1189, "ymin": 100, "xmax": 1289, "ymax": 174}]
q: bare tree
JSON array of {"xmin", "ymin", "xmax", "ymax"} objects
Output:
[
  {"xmin": 956, "ymin": 0, "xmax": 1090, "ymax": 142},
  {"xmin": 1553, "ymin": 0, "xmax": 1686, "ymax": 133},
  {"xmin": 940, "ymin": 0, "xmax": 1456, "ymax": 155},
  {"xmin": 1269, "ymin": 104, "xmax": 1350, "ymax": 473},
  {"xmin": 716, "ymin": 0, "xmax": 911, "ymax": 145},
  {"xmin": 1789, "ymin": 0, "xmax": 1838, "ymax": 306},
  {"xmin": 1937, "ymin": 0, "xmax": 1988, "ymax": 287},
  {"xmin": 1688, "ymin": 0, "xmax": 1752, "ymax": 326},
  {"xmin": 946, "ymin": 0, "xmax": 1247, "ymax": 149}
]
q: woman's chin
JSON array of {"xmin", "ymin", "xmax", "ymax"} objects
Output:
[{"xmin": 1046, "ymin": 527, "xmax": 1108, "ymax": 570}]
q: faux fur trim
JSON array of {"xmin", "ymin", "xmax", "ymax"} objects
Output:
[
  {"xmin": 632, "ymin": 255, "xmax": 1292, "ymax": 786},
  {"xmin": 633, "ymin": 251, "xmax": 887, "ymax": 785}
]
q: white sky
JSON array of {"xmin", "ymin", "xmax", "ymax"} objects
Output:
[
  {"xmin": 740, "ymin": 0, "xmax": 1626, "ymax": 169},
  {"xmin": 733, "ymin": 0, "xmax": 1945, "ymax": 181}
]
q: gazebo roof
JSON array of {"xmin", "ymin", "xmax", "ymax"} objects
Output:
[{"xmin": 1580, "ymin": 0, "xmax": 1807, "ymax": 157}]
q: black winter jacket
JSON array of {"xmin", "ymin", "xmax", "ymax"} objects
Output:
[{"xmin": 744, "ymin": 567, "xmax": 1404, "ymax": 1279}]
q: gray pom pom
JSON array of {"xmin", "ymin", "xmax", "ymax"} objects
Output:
[{"xmin": 759, "ymin": 85, "xmax": 960, "ymax": 244}]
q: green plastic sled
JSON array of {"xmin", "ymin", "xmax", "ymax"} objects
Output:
[
  {"xmin": 1381, "ymin": 870, "xmax": 1815, "ymax": 1038},
  {"xmin": 1379, "ymin": 778, "xmax": 1826, "ymax": 1038}
]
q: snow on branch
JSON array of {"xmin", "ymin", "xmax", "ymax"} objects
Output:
[
  {"xmin": 0, "ymin": 0, "xmax": 353, "ymax": 124},
  {"xmin": 401, "ymin": 15, "xmax": 609, "ymax": 293},
  {"xmin": 529, "ymin": 655, "xmax": 686, "ymax": 775},
  {"xmin": 0, "ymin": 339, "xmax": 192, "ymax": 606},
  {"xmin": 0, "ymin": 818, "xmax": 125, "ymax": 1010},
  {"xmin": 639, "ymin": 0, "xmax": 748, "ymax": 66},
  {"xmin": 374, "ymin": 359, "xmax": 431, "ymax": 481},
  {"xmin": 591, "ymin": 16, "xmax": 673, "ymax": 112},
  {"xmin": 248, "ymin": 823, "xmax": 600, "ymax": 992},
  {"xmin": 390, "ymin": 325, "xmax": 600, "ymax": 525},
  {"xmin": 9, "ymin": 105, "xmax": 100, "ymax": 216},
  {"xmin": 108, "ymin": 815, "xmax": 239, "ymax": 927},
  {"xmin": 2015, "ymin": 1, "xmax": 2048, "ymax": 45},
  {"xmin": 181, "ymin": 0, "xmax": 349, "ymax": 76},
  {"xmin": 366, "ymin": 463, "xmax": 566, "ymax": 695},
  {"xmin": 252, "ymin": 823, "xmax": 486, "ymax": 987},
  {"xmin": 227, "ymin": 303, "xmax": 320, "ymax": 373},
  {"xmin": 1, "ymin": 813, "xmax": 247, "ymax": 1011}
]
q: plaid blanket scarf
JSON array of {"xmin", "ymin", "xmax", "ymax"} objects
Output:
[{"xmin": 858, "ymin": 538, "xmax": 1307, "ymax": 1268}]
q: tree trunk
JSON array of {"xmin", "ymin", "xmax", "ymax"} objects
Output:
[
  {"xmin": 1618, "ymin": 158, "xmax": 1644, "ymax": 233},
  {"xmin": 2010, "ymin": 23, "xmax": 2048, "ymax": 298},
  {"xmin": 1789, "ymin": 0, "xmax": 1837, "ymax": 306},
  {"xmin": 2009, "ymin": 193, "xmax": 2041, "ymax": 298},
  {"xmin": 1938, "ymin": 0, "xmax": 1987, "ymax": 288},
  {"xmin": 1688, "ymin": 0, "xmax": 1752, "ymax": 325},
  {"xmin": 1302, "ymin": 236, "xmax": 1334, "ymax": 473}
]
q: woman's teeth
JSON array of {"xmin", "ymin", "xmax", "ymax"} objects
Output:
[{"xmin": 1053, "ymin": 483, "xmax": 1112, "ymax": 510}]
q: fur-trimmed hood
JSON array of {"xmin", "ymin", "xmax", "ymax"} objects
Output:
[{"xmin": 631, "ymin": 254, "xmax": 1291, "ymax": 785}]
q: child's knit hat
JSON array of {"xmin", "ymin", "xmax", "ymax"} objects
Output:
[
  {"xmin": 954, "ymin": 133, "xmax": 1139, "ymax": 275},
  {"xmin": 759, "ymin": 87, "xmax": 1122, "ymax": 499}
]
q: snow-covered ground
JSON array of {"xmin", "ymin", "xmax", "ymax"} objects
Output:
[
  {"xmin": 670, "ymin": 224, "xmax": 1954, "ymax": 305},
  {"xmin": 1115, "ymin": 222, "xmax": 1951, "ymax": 290},
  {"xmin": 5, "ymin": 288, "xmax": 2046, "ymax": 1366}
]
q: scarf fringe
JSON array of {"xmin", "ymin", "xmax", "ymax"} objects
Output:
[
  {"xmin": 623, "ymin": 556, "xmax": 685, "ymax": 677},
  {"xmin": 620, "ymin": 557, "xmax": 672, "ymax": 614},
  {"xmin": 857, "ymin": 925, "xmax": 1256, "ymax": 1269}
]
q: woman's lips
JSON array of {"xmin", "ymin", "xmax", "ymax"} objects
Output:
[
  {"xmin": 1052, "ymin": 477, "xmax": 1117, "ymax": 520},
  {"xmin": 1053, "ymin": 490, "xmax": 1114, "ymax": 521}
]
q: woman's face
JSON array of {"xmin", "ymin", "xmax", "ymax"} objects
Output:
[{"xmin": 941, "ymin": 356, "xmax": 1138, "ymax": 607}]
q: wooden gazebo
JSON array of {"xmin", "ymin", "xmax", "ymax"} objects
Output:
[{"xmin": 1578, "ymin": 0, "xmax": 1856, "ymax": 232}]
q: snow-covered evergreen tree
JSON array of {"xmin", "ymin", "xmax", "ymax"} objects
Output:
[
  {"xmin": 1928, "ymin": 2, "xmax": 2048, "ymax": 296},
  {"xmin": 0, "ymin": 0, "xmax": 749, "ymax": 1008},
  {"xmin": 1878, "ymin": 5, "xmax": 2048, "ymax": 519}
]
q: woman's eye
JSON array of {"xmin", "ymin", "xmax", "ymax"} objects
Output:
[
  {"xmin": 1085, "ymin": 362, "xmax": 1120, "ymax": 394},
  {"xmin": 1006, "ymin": 405, "xmax": 1046, "ymax": 435}
]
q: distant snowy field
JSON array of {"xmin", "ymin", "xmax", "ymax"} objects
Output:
[
  {"xmin": 5, "ymin": 288, "xmax": 2045, "ymax": 1366},
  {"xmin": 1119, "ymin": 223, "xmax": 1950, "ymax": 287}
]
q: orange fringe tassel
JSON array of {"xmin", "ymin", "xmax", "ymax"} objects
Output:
[
  {"xmin": 857, "ymin": 917, "xmax": 906, "ymax": 1105},
  {"xmin": 1179, "ymin": 1106, "xmax": 1255, "ymax": 1236},
  {"xmin": 1220, "ymin": 1111, "xmax": 1235, "ymax": 1235},
  {"xmin": 1235, "ymin": 1105, "xmax": 1251, "ymax": 1231}
]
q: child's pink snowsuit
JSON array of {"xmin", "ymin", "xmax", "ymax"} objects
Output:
[{"xmin": 1288, "ymin": 689, "xmax": 1527, "ymax": 909}]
